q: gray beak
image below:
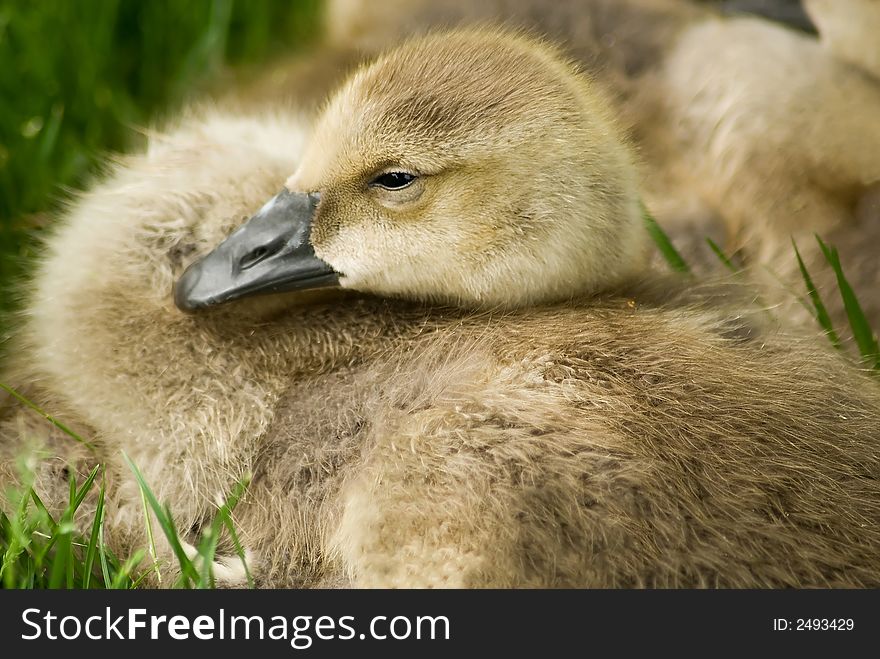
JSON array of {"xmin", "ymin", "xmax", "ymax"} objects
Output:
[{"xmin": 174, "ymin": 189, "xmax": 339, "ymax": 312}]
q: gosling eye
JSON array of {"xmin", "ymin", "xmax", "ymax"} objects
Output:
[{"xmin": 369, "ymin": 172, "xmax": 418, "ymax": 190}]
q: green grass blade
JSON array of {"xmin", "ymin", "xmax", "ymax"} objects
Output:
[
  {"xmin": 122, "ymin": 452, "xmax": 199, "ymax": 585},
  {"xmin": 47, "ymin": 520, "xmax": 72, "ymax": 589},
  {"xmin": 66, "ymin": 471, "xmax": 76, "ymax": 588},
  {"xmin": 82, "ymin": 474, "xmax": 106, "ymax": 589},
  {"xmin": 792, "ymin": 239, "xmax": 842, "ymax": 350},
  {"xmin": 97, "ymin": 474, "xmax": 113, "ymax": 588},
  {"xmin": 138, "ymin": 481, "xmax": 161, "ymax": 585},
  {"xmin": 2, "ymin": 487, "xmax": 39, "ymax": 588},
  {"xmin": 0, "ymin": 383, "xmax": 95, "ymax": 451},
  {"xmin": 197, "ymin": 525, "xmax": 219, "ymax": 589},
  {"xmin": 71, "ymin": 464, "xmax": 100, "ymax": 512},
  {"xmin": 130, "ymin": 565, "xmax": 155, "ymax": 589},
  {"xmin": 705, "ymin": 237, "xmax": 739, "ymax": 274},
  {"xmin": 99, "ymin": 540, "xmax": 112, "ymax": 589},
  {"xmin": 195, "ymin": 474, "xmax": 251, "ymax": 589},
  {"xmin": 37, "ymin": 104, "xmax": 64, "ymax": 165},
  {"xmin": 641, "ymin": 202, "xmax": 691, "ymax": 275},
  {"xmin": 28, "ymin": 488, "xmax": 58, "ymax": 530},
  {"xmin": 815, "ymin": 235, "xmax": 880, "ymax": 368},
  {"xmin": 26, "ymin": 489, "xmax": 59, "ymax": 574},
  {"xmin": 220, "ymin": 513, "xmax": 253, "ymax": 589},
  {"xmin": 163, "ymin": 506, "xmax": 197, "ymax": 589},
  {"xmin": 110, "ymin": 549, "xmax": 145, "ymax": 589},
  {"xmin": 0, "ymin": 509, "xmax": 20, "ymax": 588}
]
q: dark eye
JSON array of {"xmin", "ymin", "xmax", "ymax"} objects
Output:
[{"xmin": 370, "ymin": 172, "xmax": 417, "ymax": 190}]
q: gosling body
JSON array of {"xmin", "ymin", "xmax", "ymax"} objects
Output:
[{"xmin": 2, "ymin": 29, "xmax": 879, "ymax": 587}]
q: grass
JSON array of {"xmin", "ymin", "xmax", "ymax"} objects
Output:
[
  {"xmin": 641, "ymin": 202, "xmax": 692, "ymax": 276},
  {"xmin": 1, "ymin": 1, "xmax": 318, "ymax": 586},
  {"xmin": 644, "ymin": 205, "xmax": 880, "ymax": 371},
  {"xmin": 1, "ymin": 463, "xmax": 252, "ymax": 589},
  {"xmin": 0, "ymin": 0, "xmax": 321, "ymax": 322},
  {"xmin": 814, "ymin": 236, "xmax": 880, "ymax": 369},
  {"xmin": 0, "ymin": 388, "xmax": 252, "ymax": 589},
  {"xmin": 792, "ymin": 239, "xmax": 842, "ymax": 351}
]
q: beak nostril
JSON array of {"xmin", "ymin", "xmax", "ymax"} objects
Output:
[
  {"xmin": 176, "ymin": 188, "xmax": 334, "ymax": 310},
  {"xmin": 243, "ymin": 246, "xmax": 269, "ymax": 266},
  {"xmin": 240, "ymin": 239, "xmax": 284, "ymax": 271}
]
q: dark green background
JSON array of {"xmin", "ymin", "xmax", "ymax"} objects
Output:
[{"xmin": 0, "ymin": 0, "xmax": 321, "ymax": 324}]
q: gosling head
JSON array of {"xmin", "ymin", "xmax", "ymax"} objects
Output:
[{"xmin": 175, "ymin": 29, "xmax": 648, "ymax": 312}]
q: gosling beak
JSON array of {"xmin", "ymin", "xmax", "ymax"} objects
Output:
[{"xmin": 174, "ymin": 189, "xmax": 339, "ymax": 312}]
